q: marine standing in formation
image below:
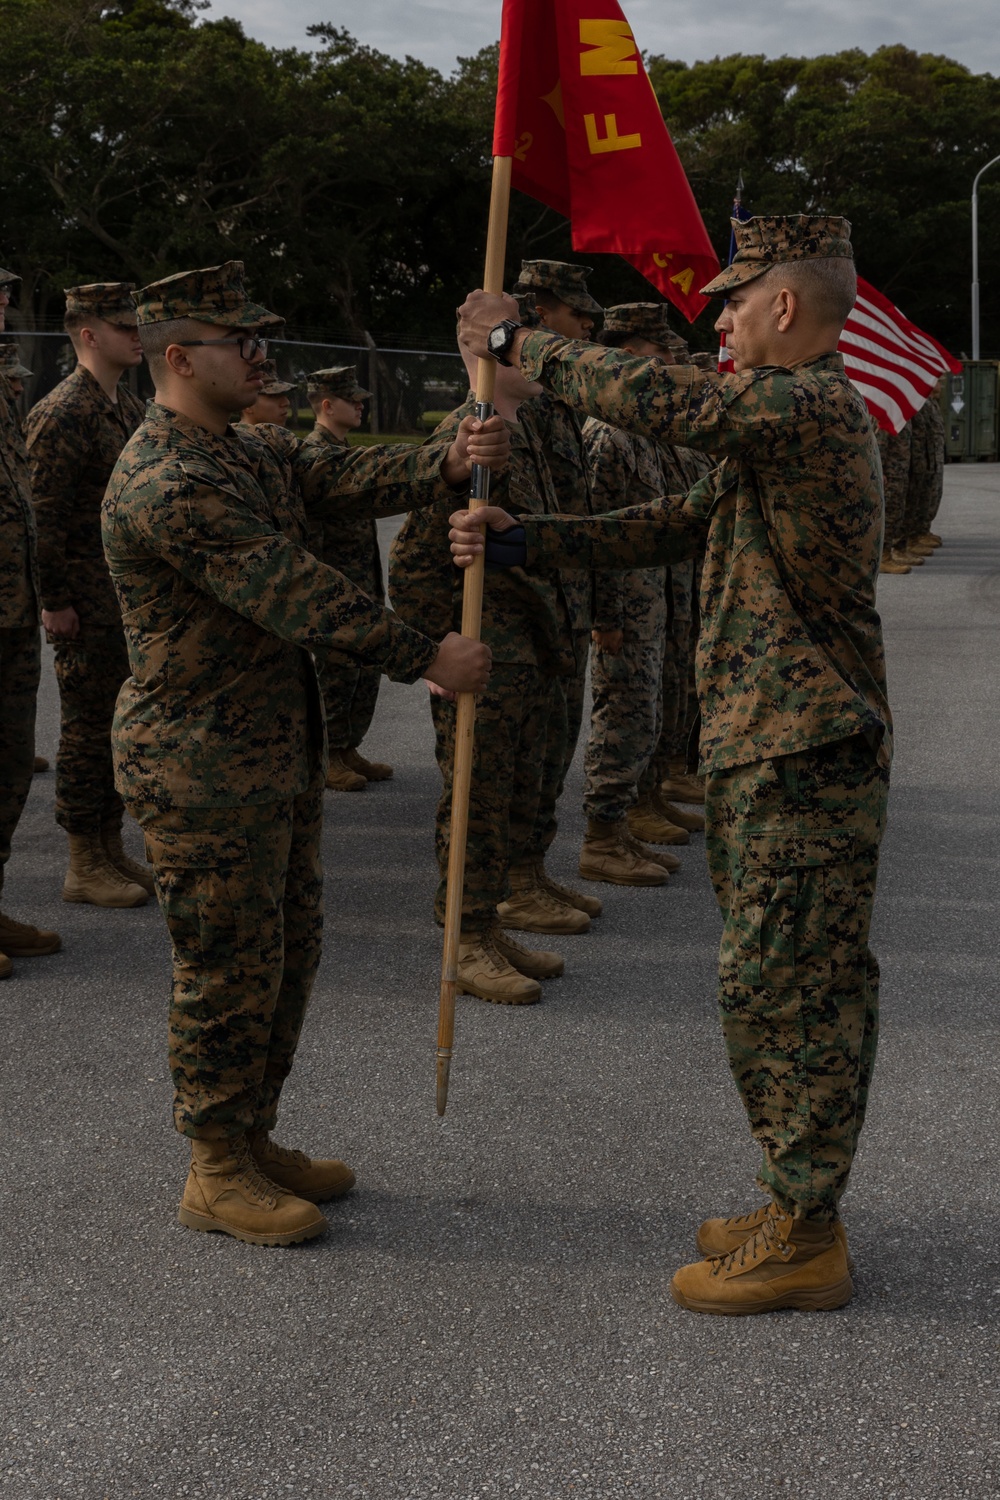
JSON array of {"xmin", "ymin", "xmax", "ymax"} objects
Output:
[
  {"xmin": 102, "ymin": 261, "xmax": 498, "ymax": 1247},
  {"xmin": 299, "ymin": 366, "xmax": 394, "ymax": 792},
  {"xmin": 25, "ymin": 282, "xmax": 153, "ymax": 908},
  {"xmin": 0, "ymin": 265, "xmax": 61, "ymax": 978},
  {"xmin": 455, "ymin": 214, "xmax": 893, "ymax": 1316}
]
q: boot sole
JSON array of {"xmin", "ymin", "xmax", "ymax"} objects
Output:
[
  {"xmin": 496, "ymin": 920, "xmax": 589, "ymax": 935},
  {"xmin": 578, "ymin": 869, "xmax": 669, "ymax": 887},
  {"xmin": 62, "ymin": 889, "xmax": 148, "ymax": 908},
  {"xmin": 670, "ymin": 1273, "xmax": 854, "ymax": 1315},
  {"xmin": 458, "ymin": 984, "xmax": 540, "ymax": 1005},
  {"xmin": 177, "ymin": 1205, "xmax": 327, "ymax": 1245},
  {"xmin": 0, "ymin": 940, "xmax": 62, "ymax": 957}
]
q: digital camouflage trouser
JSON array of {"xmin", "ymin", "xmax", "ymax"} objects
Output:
[
  {"xmin": 904, "ymin": 470, "xmax": 944, "ymax": 543},
  {"xmin": 319, "ymin": 658, "xmax": 382, "ymax": 752},
  {"xmin": 53, "ymin": 626, "xmax": 130, "ymax": 834},
  {"xmin": 133, "ymin": 767, "xmax": 325, "ymax": 1140},
  {"xmin": 705, "ymin": 733, "xmax": 889, "ymax": 1220},
  {"xmin": 638, "ymin": 560, "xmax": 697, "ymax": 794},
  {"xmin": 530, "ymin": 634, "xmax": 588, "ymax": 859},
  {"xmin": 584, "ymin": 570, "xmax": 666, "ymax": 821},
  {"xmin": 431, "ymin": 663, "xmax": 554, "ymax": 932},
  {"xmin": 0, "ymin": 625, "xmax": 40, "ymax": 900}
]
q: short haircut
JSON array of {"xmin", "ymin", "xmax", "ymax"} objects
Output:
[
  {"xmin": 759, "ymin": 257, "xmax": 858, "ymax": 326},
  {"xmin": 528, "ymin": 287, "xmax": 566, "ymax": 314},
  {"xmin": 138, "ymin": 316, "xmax": 208, "ymax": 375},
  {"xmin": 307, "ymin": 392, "xmax": 328, "ymax": 415}
]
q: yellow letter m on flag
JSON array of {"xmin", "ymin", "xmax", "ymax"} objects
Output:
[{"xmin": 579, "ymin": 19, "xmax": 639, "ymax": 75}]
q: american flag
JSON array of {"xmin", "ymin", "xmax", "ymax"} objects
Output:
[
  {"xmin": 718, "ymin": 269, "xmax": 960, "ymax": 434},
  {"xmin": 838, "ymin": 277, "xmax": 961, "ymax": 434}
]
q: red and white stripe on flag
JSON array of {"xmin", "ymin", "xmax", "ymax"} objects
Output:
[
  {"xmin": 717, "ymin": 275, "xmax": 960, "ymax": 434},
  {"xmin": 840, "ymin": 277, "xmax": 961, "ymax": 433}
]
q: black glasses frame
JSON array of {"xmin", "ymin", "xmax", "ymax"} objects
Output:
[{"xmin": 174, "ymin": 335, "xmax": 268, "ymax": 361}]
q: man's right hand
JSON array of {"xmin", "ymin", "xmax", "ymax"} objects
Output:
[
  {"xmin": 423, "ymin": 632, "xmax": 492, "ymax": 694},
  {"xmin": 448, "ymin": 505, "xmax": 517, "ymax": 568},
  {"xmin": 41, "ymin": 606, "xmax": 80, "ymax": 640}
]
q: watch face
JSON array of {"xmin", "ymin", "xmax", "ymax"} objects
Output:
[{"xmin": 488, "ymin": 325, "xmax": 508, "ymax": 353}]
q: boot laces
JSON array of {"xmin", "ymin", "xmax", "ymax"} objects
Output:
[
  {"xmin": 228, "ymin": 1141, "xmax": 283, "ymax": 1203},
  {"xmin": 261, "ymin": 1137, "xmax": 310, "ymax": 1169},
  {"xmin": 710, "ymin": 1215, "xmax": 787, "ymax": 1276}
]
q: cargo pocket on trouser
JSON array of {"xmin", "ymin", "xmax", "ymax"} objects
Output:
[
  {"xmin": 736, "ymin": 829, "xmax": 856, "ymax": 988},
  {"xmin": 143, "ymin": 827, "xmax": 262, "ymax": 970}
]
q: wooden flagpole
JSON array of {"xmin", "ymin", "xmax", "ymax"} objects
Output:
[{"xmin": 436, "ymin": 152, "xmax": 513, "ymax": 1117}]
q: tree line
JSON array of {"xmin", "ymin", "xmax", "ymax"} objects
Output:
[{"xmin": 1, "ymin": 0, "xmax": 998, "ymax": 354}]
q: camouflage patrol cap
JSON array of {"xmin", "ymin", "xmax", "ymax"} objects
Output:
[
  {"xmin": 257, "ymin": 359, "xmax": 295, "ymax": 396},
  {"xmin": 64, "ymin": 282, "xmax": 137, "ymax": 327},
  {"xmin": 701, "ymin": 215, "xmax": 854, "ymax": 295},
  {"xmin": 306, "ymin": 366, "xmax": 372, "ymax": 402},
  {"xmin": 514, "ymin": 259, "xmax": 603, "ymax": 321},
  {"xmin": 0, "ymin": 343, "xmax": 32, "ymax": 379},
  {"xmin": 0, "ymin": 267, "xmax": 20, "ymax": 288},
  {"xmin": 133, "ymin": 260, "xmax": 283, "ymax": 329},
  {"xmin": 666, "ymin": 331, "xmax": 691, "ymax": 363},
  {"xmin": 600, "ymin": 303, "xmax": 673, "ymax": 345}
]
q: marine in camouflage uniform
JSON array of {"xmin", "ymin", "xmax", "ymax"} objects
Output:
[
  {"xmin": 875, "ymin": 420, "xmax": 914, "ymax": 572},
  {"xmin": 299, "ymin": 366, "xmax": 392, "ymax": 792},
  {"xmin": 390, "ymin": 348, "xmax": 596, "ymax": 1005},
  {"xmin": 240, "ymin": 355, "xmax": 295, "ymax": 429},
  {"xmin": 0, "ymin": 268, "xmax": 61, "ymax": 974},
  {"xmin": 459, "ymin": 215, "xmax": 892, "ymax": 1312},
  {"xmin": 578, "ymin": 304, "xmax": 689, "ymax": 886},
  {"xmin": 25, "ymin": 282, "xmax": 152, "ymax": 907},
  {"xmin": 104, "ymin": 261, "xmax": 493, "ymax": 1244},
  {"xmin": 902, "ymin": 392, "xmax": 946, "ymax": 552},
  {"xmin": 511, "ymin": 261, "xmax": 608, "ymax": 928}
]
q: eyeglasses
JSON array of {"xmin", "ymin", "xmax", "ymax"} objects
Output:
[{"xmin": 174, "ymin": 335, "xmax": 268, "ymax": 361}]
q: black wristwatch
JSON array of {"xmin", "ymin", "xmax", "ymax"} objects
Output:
[{"xmin": 487, "ymin": 319, "xmax": 522, "ymax": 366}]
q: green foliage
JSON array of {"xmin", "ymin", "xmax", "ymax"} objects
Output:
[{"xmin": 0, "ymin": 6, "xmax": 997, "ymax": 353}]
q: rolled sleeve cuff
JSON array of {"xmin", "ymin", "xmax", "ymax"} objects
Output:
[{"xmin": 378, "ymin": 618, "xmax": 441, "ymax": 683}]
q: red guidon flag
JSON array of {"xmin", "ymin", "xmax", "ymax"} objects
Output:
[
  {"xmin": 493, "ymin": 0, "xmax": 720, "ymax": 323},
  {"xmin": 719, "ymin": 273, "xmax": 960, "ymax": 433}
]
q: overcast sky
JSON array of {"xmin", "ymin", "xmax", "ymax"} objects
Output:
[{"xmin": 202, "ymin": 0, "xmax": 1000, "ymax": 76}]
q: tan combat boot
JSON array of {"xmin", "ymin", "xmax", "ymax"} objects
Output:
[
  {"xmin": 178, "ymin": 1137, "xmax": 327, "ymax": 1245},
  {"xmin": 652, "ymin": 789, "xmax": 705, "ymax": 834},
  {"xmin": 671, "ymin": 1204, "xmax": 853, "ymax": 1315},
  {"xmin": 0, "ymin": 910, "xmax": 61, "ymax": 957},
  {"xmin": 579, "ymin": 818, "xmax": 669, "ymax": 886},
  {"xmin": 627, "ymin": 796, "xmax": 690, "ymax": 846},
  {"xmin": 62, "ymin": 833, "xmax": 148, "ymax": 908},
  {"xmin": 696, "ymin": 1200, "xmax": 855, "ymax": 1273},
  {"xmin": 101, "ymin": 820, "xmax": 155, "ymax": 896},
  {"xmin": 492, "ymin": 923, "xmax": 564, "ymax": 980},
  {"xmin": 892, "ymin": 546, "xmax": 924, "ymax": 566},
  {"xmin": 247, "ymin": 1130, "xmax": 356, "ymax": 1203},
  {"xmin": 496, "ymin": 862, "xmax": 590, "ymax": 935},
  {"xmin": 325, "ymin": 751, "xmax": 366, "ymax": 791},
  {"xmin": 343, "ymin": 746, "xmax": 393, "ymax": 782},
  {"xmin": 456, "ymin": 929, "xmax": 541, "ymax": 1005},
  {"xmin": 661, "ymin": 758, "xmax": 707, "ymax": 805},
  {"xmin": 623, "ymin": 829, "xmax": 681, "ymax": 874},
  {"xmin": 921, "ymin": 531, "xmax": 943, "ymax": 547},
  {"xmin": 531, "ymin": 857, "xmax": 602, "ymax": 918},
  {"xmin": 0, "ymin": 952, "xmax": 11, "ymax": 980},
  {"xmin": 879, "ymin": 554, "xmax": 911, "ymax": 575},
  {"xmin": 33, "ymin": 755, "xmax": 49, "ymax": 773}
]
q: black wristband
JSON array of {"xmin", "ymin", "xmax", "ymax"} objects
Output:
[{"xmin": 484, "ymin": 524, "xmax": 527, "ymax": 569}]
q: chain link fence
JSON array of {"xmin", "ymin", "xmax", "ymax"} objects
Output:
[{"xmin": 2, "ymin": 330, "xmax": 469, "ymax": 439}]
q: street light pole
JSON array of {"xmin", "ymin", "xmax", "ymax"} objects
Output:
[{"xmin": 972, "ymin": 153, "xmax": 1000, "ymax": 361}]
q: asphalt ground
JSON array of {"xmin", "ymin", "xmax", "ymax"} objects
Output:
[{"xmin": 2, "ymin": 465, "xmax": 999, "ymax": 1499}]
